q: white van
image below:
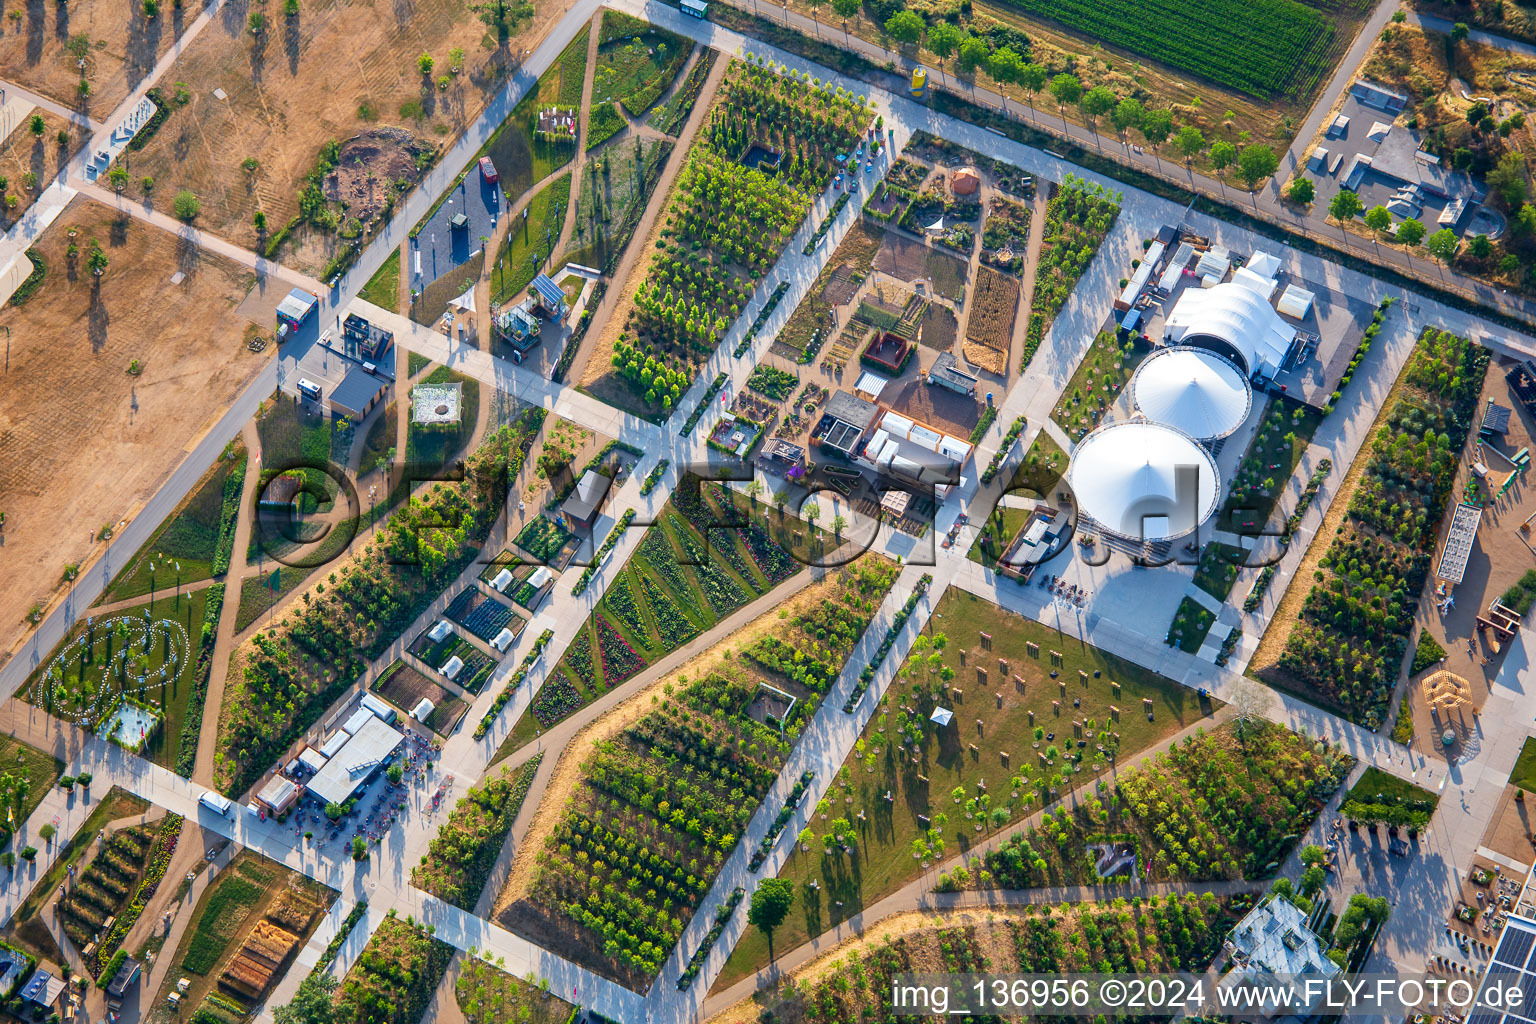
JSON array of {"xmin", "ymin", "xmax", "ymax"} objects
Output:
[
  {"xmin": 199, "ymin": 791, "xmax": 234, "ymax": 818},
  {"xmin": 297, "ymin": 378, "xmax": 322, "ymax": 401}
]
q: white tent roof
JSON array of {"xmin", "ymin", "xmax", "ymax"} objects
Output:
[
  {"xmin": 411, "ymin": 698, "xmax": 435, "ymax": 722},
  {"xmin": 441, "ymin": 655, "xmax": 465, "ymax": 681},
  {"xmin": 449, "ymin": 286, "xmax": 476, "ymax": 313},
  {"xmin": 1162, "ymin": 280, "xmax": 1296, "ymax": 376},
  {"xmin": 342, "ymin": 707, "xmax": 373, "ymax": 737},
  {"xmin": 491, "ymin": 568, "xmax": 514, "ymax": 592},
  {"xmin": 528, "ymin": 566, "xmax": 553, "ymax": 589},
  {"xmin": 1066, "ymin": 421, "xmax": 1221, "ymax": 541},
  {"xmin": 428, "ymin": 619, "xmax": 453, "ymax": 642},
  {"xmin": 854, "ymin": 371, "xmax": 888, "ymax": 397},
  {"xmin": 930, "ymin": 707, "xmax": 954, "ymax": 726},
  {"xmin": 926, "ymin": 216, "xmax": 945, "ymax": 232},
  {"xmin": 1245, "ymin": 250, "xmax": 1283, "ymax": 280},
  {"xmin": 1277, "ymin": 284, "xmax": 1316, "ymax": 320},
  {"xmin": 491, "ymin": 627, "xmax": 516, "ymax": 652},
  {"xmin": 1131, "ymin": 347, "xmax": 1253, "ymax": 441}
]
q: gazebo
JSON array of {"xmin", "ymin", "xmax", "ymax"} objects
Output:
[{"xmin": 1422, "ymin": 669, "xmax": 1473, "ymax": 717}]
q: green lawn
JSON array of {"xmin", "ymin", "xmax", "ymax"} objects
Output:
[
  {"xmin": 359, "ymin": 248, "xmax": 400, "ymax": 312},
  {"xmin": 714, "ymin": 587, "xmax": 1212, "ymax": 989},
  {"xmin": 406, "ymin": 366, "xmax": 481, "ymax": 476},
  {"xmin": 491, "ymin": 173, "xmax": 572, "ymax": 305},
  {"xmin": 1166, "ymin": 596, "xmax": 1216, "ymax": 653},
  {"xmin": 179, "ymin": 854, "xmax": 273, "ymax": 974},
  {"xmin": 358, "ymin": 401, "xmax": 398, "ymax": 476},
  {"xmin": 235, "ymin": 566, "xmax": 310, "ymax": 632},
  {"xmin": 1512, "ymin": 738, "xmax": 1536, "ymax": 793},
  {"xmin": 594, "ymin": 13, "xmax": 690, "ymax": 116},
  {"xmin": 0, "ymin": 736, "xmax": 64, "ymax": 840},
  {"xmin": 1348, "ymin": 765, "xmax": 1440, "ymax": 810},
  {"xmin": 1051, "ymin": 331, "xmax": 1146, "ymax": 443},
  {"xmin": 255, "ymin": 396, "xmax": 336, "ymax": 514},
  {"xmin": 1192, "ymin": 542, "xmax": 1246, "ymax": 602},
  {"xmin": 102, "ymin": 450, "xmax": 245, "ymax": 603},
  {"xmin": 564, "ymin": 135, "xmax": 673, "ymax": 274},
  {"xmin": 967, "ymin": 505, "xmax": 1029, "ymax": 567},
  {"xmin": 1006, "ymin": 431, "xmax": 1067, "ymax": 497},
  {"xmin": 1218, "ymin": 398, "xmax": 1324, "ymax": 532}
]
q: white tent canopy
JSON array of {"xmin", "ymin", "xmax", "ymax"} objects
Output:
[
  {"xmin": 491, "ymin": 568, "xmax": 514, "ymax": 592},
  {"xmin": 1131, "ymin": 347, "xmax": 1253, "ymax": 441},
  {"xmin": 930, "ymin": 707, "xmax": 954, "ymax": 727},
  {"xmin": 1066, "ymin": 421, "xmax": 1221, "ymax": 541},
  {"xmin": 1162, "ymin": 280, "xmax": 1295, "ymax": 377},
  {"xmin": 449, "ymin": 286, "xmax": 476, "ymax": 314}
]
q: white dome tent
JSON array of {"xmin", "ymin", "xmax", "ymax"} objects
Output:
[
  {"xmin": 1130, "ymin": 347, "xmax": 1253, "ymax": 441},
  {"xmin": 1067, "ymin": 421, "xmax": 1221, "ymax": 542}
]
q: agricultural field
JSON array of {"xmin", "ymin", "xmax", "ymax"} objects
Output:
[
  {"xmin": 496, "ymin": 551, "xmax": 899, "ymax": 988},
  {"xmin": 1255, "ymin": 328, "xmax": 1489, "ymax": 727},
  {"xmin": 975, "ymin": 719, "xmax": 1349, "ymax": 888},
  {"xmin": 359, "ymin": 247, "xmax": 401, "ymax": 312},
  {"xmin": 587, "ymin": 59, "xmax": 871, "ymax": 415},
  {"xmin": 513, "ymin": 515, "xmax": 579, "ymax": 564},
  {"xmin": 412, "ymin": 755, "xmax": 542, "ymax": 909},
  {"xmin": 980, "ymin": 195, "xmax": 1032, "ymax": 275},
  {"xmin": 1051, "ymin": 331, "xmax": 1146, "ymax": 442},
  {"xmin": 745, "ymin": 364, "xmax": 798, "ymax": 401},
  {"xmin": 713, "ymin": 587, "xmax": 1207, "ymax": 986},
  {"xmin": 102, "ymin": 447, "xmax": 247, "ymax": 603},
  {"xmin": 457, "ymin": 952, "xmax": 575, "ymax": 1024},
  {"xmin": 773, "ymin": 220, "xmax": 882, "ymax": 363},
  {"xmin": 0, "ymin": 197, "xmax": 266, "ymax": 661},
  {"xmin": 962, "ymin": 267, "xmax": 1019, "ymax": 377},
  {"xmin": 118, "ymin": 0, "xmax": 563, "ymax": 274},
  {"xmin": 873, "ymin": 232, "xmax": 968, "ymax": 303},
  {"xmin": 56, "ymin": 821, "xmax": 158, "ymax": 954},
  {"xmin": 153, "ymin": 851, "xmax": 332, "ymax": 1021},
  {"xmin": 215, "ymin": 425, "xmax": 529, "ymax": 797},
  {"xmin": 0, "ymin": 0, "xmax": 188, "ymax": 111},
  {"xmin": 1022, "ymin": 175, "xmax": 1121, "ymax": 371},
  {"xmin": 594, "ymin": 11, "xmax": 691, "ymax": 117},
  {"xmin": 335, "ymin": 916, "xmax": 454, "ymax": 1024},
  {"xmin": 503, "ymin": 479, "xmax": 809, "ymax": 752},
  {"xmin": 706, "ymin": 898, "xmax": 1236, "ymax": 1024}
]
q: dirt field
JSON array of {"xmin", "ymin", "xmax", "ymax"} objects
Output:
[
  {"xmin": 0, "ymin": 196, "xmax": 269, "ymax": 663},
  {"xmin": 874, "ymin": 231, "xmax": 967, "ymax": 302},
  {"xmin": 123, "ymin": 0, "xmax": 569, "ymax": 271},
  {"xmin": 0, "ymin": 112, "xmax": 79, "ymax": 226},
  {"xmin": 0, "ymin": 0, "xmax": 188, "ymax": 112}
]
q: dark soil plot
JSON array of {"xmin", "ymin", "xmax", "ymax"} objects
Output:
[
  {"xmin": 446, "ymin": 587, "xmax": 518, "ymax": 642},
  {"xmin": 884, "ymin": 376, "xmax": 981, "ymax": 437},
  {"xmin": 373, "ymin": 660, "xmax": 466, "ymax": 733},
  {"xmin": 920, "ymin": 303, "xmax": 961, "ymax": 350},
  {"xmin": 965, "ymin": 268, "xmax": 1019, "ymax": 349},
  {"xmin": 874, "ymin": 233, "xmax": 968, "ymax": 300}
]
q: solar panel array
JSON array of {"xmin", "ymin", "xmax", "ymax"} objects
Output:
[{"xmin": 1471, "ymin": 917, "xmax": 1536, "ymax": 1024}]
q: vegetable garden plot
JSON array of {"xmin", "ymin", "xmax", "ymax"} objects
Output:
[
  {"xmin": 993, "ymin": 0, "xmax": 1339, "ymax": 100},
  {"xmin": 446, "ymin": 586, "xmax": 519, "ymax": 642},
  {"xmin": 374, "ymin": 661, "xmax": 469, "ymax": 734}
]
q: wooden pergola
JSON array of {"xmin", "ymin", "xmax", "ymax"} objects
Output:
[{"xmin": 1423, "ymin": 669, "xmax": 1474, "ymax": 717}]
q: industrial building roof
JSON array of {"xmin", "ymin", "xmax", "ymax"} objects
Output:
[
  {"xmin": 563, "ymin": 469, "xmax": 613, "ymax": 524},
  {"xmin": 308, "ymin": 715, "xmax": 405, "ymax": 807},
  {"xmin": 329, "ymin": 366, "xmax": 386, "ymax": 418}
]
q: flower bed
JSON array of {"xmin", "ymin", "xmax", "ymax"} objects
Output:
[
  {"xmin": 530, "ymin": 671, "xmax": 583, "ymax": 728},
  {"xmin": 475, "ymin": 629, "xmax": 554, "ymax": 738},
  {"xmin": 979, "ymin": 416, "xmax": 1028, "ymax": 485},
  {"xmin": 514, "ymin": 515, "xmax": 576, "ymax": 563},
  {"xmin": 748, "ymin": 770, "xmax": 815, "ymax": 871},
  {"xmin": 1022, "ymin": 175, "xmax": 1121, "ymax": 372},
  {"xmin": 680, "ymin": 374, "xmax": 728, "ymax": 436},
  {"xmin": 446, "ymin": 586, "xmax": 516, "ymax": 642},
  {"xmin": 802, "ymin": 191, "xmax": 850, "ymax": 255},
  {"xmin": 91, "ymin": 813, "xmax": 183, "ymax": 977},
  {"xmin": 734, "ymin": 282, "xmax": 791, "ymax": 357},
  {"xmin": 745, "ymin": 364, "xmax": 797, "ymax": 402},
  {"xmin": 412, "ymin": 755, "xmax": 542, "ymax": 909},
  {"xmin": 594, "ymin": 614, "xmax": 646, "ymax": 685},
  {"xmin": 571, "ymin": 508, "xmax": 637, "ymax": 596},
  {"xmin": 639, "ymin": 459, "xmax": 670, "ymax": 496},
  {"xmin": 844, "ymin": 574, "xmax": 931, "ymax": 712},
  {"xmin": 677, "ymin": 887, "xmax": 745, "ymax": 989}
]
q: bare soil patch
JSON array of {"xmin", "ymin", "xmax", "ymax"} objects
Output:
[
  {"xmin": 884, "ymin": 373, "xmax": 981, "ymax": 436},
  {"xmin": 0, "ymin": 0, "xmax": 186, "ymax": 112},
  {"xmin": 322, "ymin": 127, "xmax": 432, "ymax": 221},
  {"xmin": 0, "ymin": 196, "xmax": 267, "ymax": 663},
  {"xmin": 0, "ymin": 112, "xmax": 79, "ymax": 226},
  {"xmin": 125, "ymin": 0, "xmax": 566, "ymax": 271}
]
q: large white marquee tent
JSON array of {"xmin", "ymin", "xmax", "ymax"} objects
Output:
[
  {"xmin": 1130, "ymin": 347, "xmax": 1253, "ymax": 441},
  {"xmin": 1066, "ymin": 421, "xmax": 1221, "ymax": 541}
]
